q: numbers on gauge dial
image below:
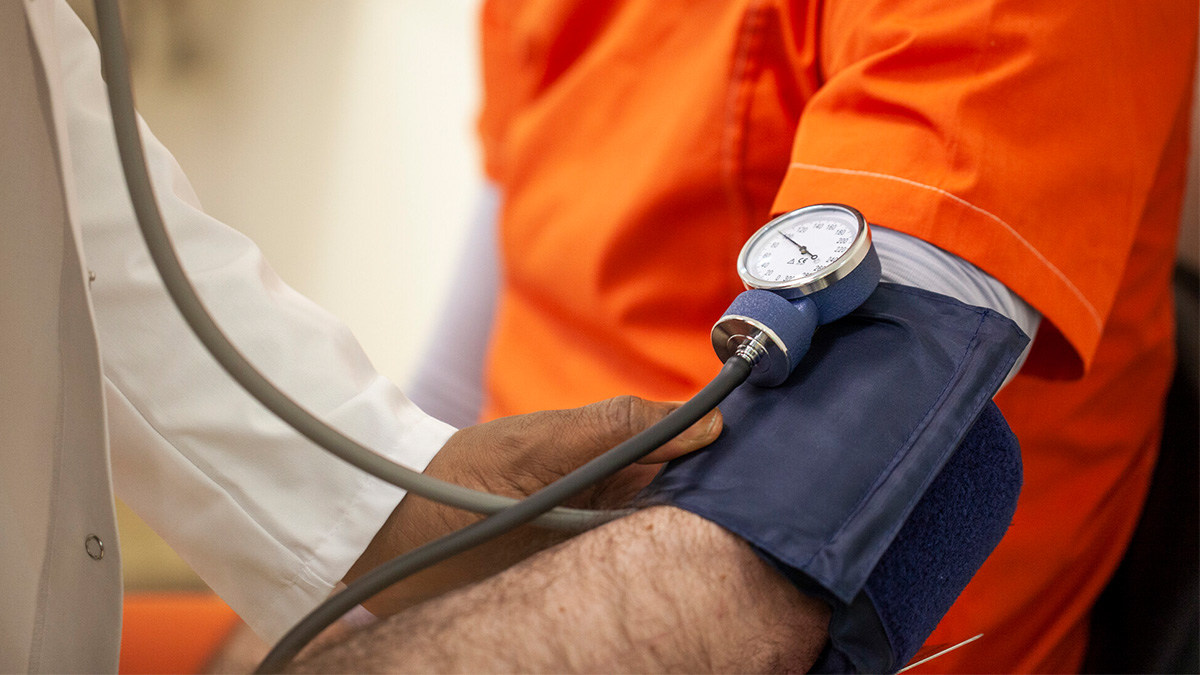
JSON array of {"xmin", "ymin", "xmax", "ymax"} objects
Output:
[{"xmin": 752, "ymin": 219, "xmax": 854, "ymax": 282}]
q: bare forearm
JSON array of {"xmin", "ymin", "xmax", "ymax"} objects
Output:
[{"xmin": 300, "ymin": 506, "xmax": 829, "ymax": 673}]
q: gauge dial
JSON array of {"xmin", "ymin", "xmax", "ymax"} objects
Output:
[{"xmin": 737, "ymin": 204, "xmax": 871, "ymax": 298}]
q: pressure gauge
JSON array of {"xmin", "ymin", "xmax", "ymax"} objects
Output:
[
  {"xmin": 713, "ymin": 204, "xmax": 880, "ymax": 387},
  {"xmin": 737, "ymin": 204, "xmax": 872, "ymax": 300}
]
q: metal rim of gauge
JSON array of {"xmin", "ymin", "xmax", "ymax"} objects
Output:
[{"xmin": 736, "ymin": 203, "xmax": 872, "ymax": 297}]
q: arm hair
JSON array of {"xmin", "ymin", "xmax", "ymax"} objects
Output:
[{"xmin": 296, "ymin": 506, "xmax": 829, "ymax": 673}]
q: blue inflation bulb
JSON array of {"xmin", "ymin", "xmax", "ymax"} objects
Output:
[{"xmin": 712, "ymin": 291, "xmax": 820, "ymax": 386}]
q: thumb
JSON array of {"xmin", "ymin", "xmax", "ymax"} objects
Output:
[
  {"xmin": 568, "ymin": 395, "xmax": 724, "ymax": 464},
  {"xmin": 445, "ymin": 395, "xmax": 723, "ymax": 498}
]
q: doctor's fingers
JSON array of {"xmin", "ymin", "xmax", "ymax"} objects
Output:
[
  {"xmin": 565, "ymin": 395, "xmax": 724, "ymax": 463},
  {"xmin": 448, "ymin": 396, "xmax": 723, "ymax": 495}
]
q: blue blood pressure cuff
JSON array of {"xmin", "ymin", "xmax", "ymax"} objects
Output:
[{"xmin": 643, "ymin": 283, "xmax": 1029, "ymax": 673}]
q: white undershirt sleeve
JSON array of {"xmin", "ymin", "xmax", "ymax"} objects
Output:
[{"xmin": 872, "ymin": 226, "xmax": 1041, "ymax": 387}]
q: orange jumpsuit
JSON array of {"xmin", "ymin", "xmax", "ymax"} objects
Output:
[{"xmin": 477, "ymin": 1, "xmax": 1197, "ymax": 671}]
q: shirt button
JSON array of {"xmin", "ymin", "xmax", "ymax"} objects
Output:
[{"xmin": 84, "ymin": 535, "xmax": 104, "ymax": 560}]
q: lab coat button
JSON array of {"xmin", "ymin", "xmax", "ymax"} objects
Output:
[
  {"xmin": 88, "ymin": 270, "xmax": 96, "ymax": 284},
  {"xmin": 85, "ymin": 535, "xmax": 104, "ymax": 560}
]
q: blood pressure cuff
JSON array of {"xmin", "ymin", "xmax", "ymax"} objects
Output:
[{"xmin": 642, "ymin": 283, "xmax": 1028, "ymax": 673}]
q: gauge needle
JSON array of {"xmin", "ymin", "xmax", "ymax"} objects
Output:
[{"xmin": 781, "ymin": 233, "xmax": 819, "ymax": 260}]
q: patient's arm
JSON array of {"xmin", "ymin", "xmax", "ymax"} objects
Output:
[{"xmin": 296, "ymin": 506, "xmax": 830, "ymax": 673}]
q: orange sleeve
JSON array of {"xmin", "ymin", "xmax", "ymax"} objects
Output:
[{"xmin": 771, "ymin": 0, "xmax": 1197, "ymax": 378}]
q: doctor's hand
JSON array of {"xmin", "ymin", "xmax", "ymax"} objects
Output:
[{"xmin": 344, "ymin": 396, "xmax": 723, "ymax": 617}]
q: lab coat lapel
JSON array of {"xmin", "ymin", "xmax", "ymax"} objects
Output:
[{"xmin": 1, "ymin": 1, "xmax": 122, "ymax": 672}]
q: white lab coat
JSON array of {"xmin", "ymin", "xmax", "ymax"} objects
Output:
[{"xmin": 1, "ymin": 2, "xmax": 454, "ymax": 671}]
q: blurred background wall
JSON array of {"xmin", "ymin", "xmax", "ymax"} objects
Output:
[
  {"xmin": 66, "ymin": 0, "xmax": 483, "ymax": 603},
  {"xmin": 72, "ymin": 0, "xmax": 483, "ymax": 387}
]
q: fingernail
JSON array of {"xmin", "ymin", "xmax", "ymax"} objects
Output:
[{"xmin": 681, "ymin": 409, "xmax": 721, "ymax": 444}]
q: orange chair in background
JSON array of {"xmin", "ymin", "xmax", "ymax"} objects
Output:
[{"xmin": 118, "ymin": 592, "xmax": 239, "ymax": 675}]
